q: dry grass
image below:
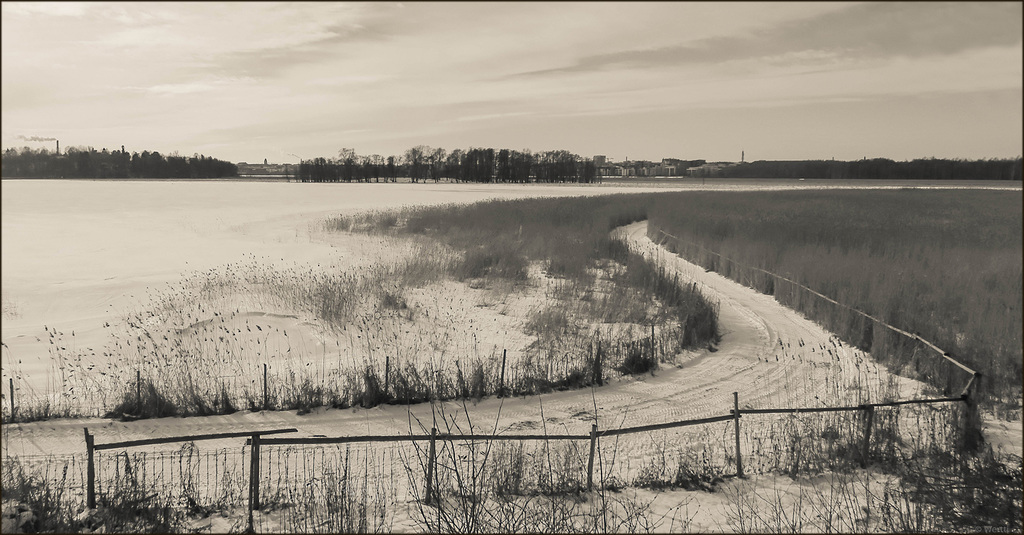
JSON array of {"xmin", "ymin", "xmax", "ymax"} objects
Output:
[
  {"xmin": 649, "ymin": 189, "xmax": 1022, "ymax": 412},
  {"xmin": 5, "ymin": 192, "xmax": 722, "ymax": 423}
]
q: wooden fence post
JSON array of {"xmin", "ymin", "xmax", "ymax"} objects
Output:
[
  {"xmin": 136, "ymin": 370, "xmax": 141, "ymax": 410},
  {"xmin": 587, "ymin": 423, "xmax": 598, "ymax": 490},
  {"xmin": 733, "ymin": 392, "xmax": 743, "ymax": 477},
  {"xmin": 961, "ymin": 373, "xmax": 984, "ymax": 451},
  {"xmin": 263, "ymin": 363, "xmax": 268, "ymax": 410},
  {"xmin": 84, "ymin": 427, "xmax": 96, "ymax": 509},
  {"xmin": 425, "ymin": 427, "xmax": 437, "ymax": 506},
  {"xmin": 9, "ymin": 378, "xmax": 14, "ymax": 422},
  {"xmin": 385, "ymin": 355, "xmax": 391, "ymax": 398},
  {"xmin": 249, "ymin": 433, "xmax": 262, "ymax": 517},
  {"xmin": 861, "ymin": 405, "xmax": 874, "ymax": 468},
  {"xmin": 499, "ymin": 349, "xmax": 507, "ymax": 397},
  {"xmin": 651, "ymin": 324, "xmax": 656, "ymax": 360}
]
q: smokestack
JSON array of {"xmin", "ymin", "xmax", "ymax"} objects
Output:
[{"xmin": 56, "ymin": 140, "xmax": 59, "ymax": 155}]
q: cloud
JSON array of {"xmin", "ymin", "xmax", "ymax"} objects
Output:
[
  {"xmin": 455, "ymin": 111, "xmax": 534, "ymax": 123},
  {"xmin": 208, "ymin": 22, "xmax": 389, "ymax": 79},
  {"xmin": 146, "ymin": 82, "xmax": 218, "ymax": 95},
  {"xmin": 1, "ymin": 2, "xmax": 89, "ymax": 18},
  {"xmin": 512, "ymin": 2, "xmax": 1023, "ymax": 77},
  {"xmin": 173, "ymin": 4, "xmax": 398, "ymax": 80}
]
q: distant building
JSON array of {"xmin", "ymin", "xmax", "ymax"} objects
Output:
[
  {"xmin": 686, "ymin": 161, "xmax": 736, "ymax": 177},
  {"xmin": 594, "ymin": 155, "xmax": 607, "ymax": 166},
  {"xmin": 651, "ymin": 164, "xmax": 676, "ymax": 176},
  {"xmin": 236, "ymin": 162, "xmax": 293, "ymax": 177}
]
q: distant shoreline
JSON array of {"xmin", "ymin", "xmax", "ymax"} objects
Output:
[{"xmin": 2, "ymin": 176, "xmax": 1021, "ymax": 189}]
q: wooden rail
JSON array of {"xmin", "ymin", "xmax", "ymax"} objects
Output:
[
  {"xmin": 254, "ymin": 432, "xmax": 591, "ymax": 446},
  {"xmin": 92, "ymin": 428, "xmax": 297, "ymax": 451},
  {"xmin": 598, "ymin": 414, "xmax": 734, "ymax": 437},
  {"xmin": 83, "ymin": 392, "xmax": 968, "ymax": 518},
  {"xmin": 82, "ymin": 425, "xmax": 297, "ymax": 532}
]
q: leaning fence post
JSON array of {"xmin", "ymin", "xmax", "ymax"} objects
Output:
[
  {"xmin": 84, "ymin": 427, "xmax": 96, "ymax": 509},
  {"xmin": 587, "ymin": 423, "xmax": 598, "ymax": 490},
  {"xmin": 733, "ymin": 392, "xmax": 743, "ymax": 477},
  {"xmin": 263, "ymin": 363, "xmax": 268, "ymax": 410},
  {"xmin": 861, "ymin": 405, "xmax": 874, "ymax": 468},
  {"xmin": 384, "ymin": 355, "xmax": 391, "ymax": 398},
  {"xmin": 425, "ymin": 427, "xmax": 437, "ymax": 506},
  {"xmin": 499, "ymin": 349, "xmax": 507, "ymax": 397},
  {"xmin": 9, "ymin": 378, "xmax": 14, "ymax": 422}
]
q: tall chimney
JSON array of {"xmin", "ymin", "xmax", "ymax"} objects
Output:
[{"xmin": 56, "ymin": 140, "xmax": 60, "ymax": 155}]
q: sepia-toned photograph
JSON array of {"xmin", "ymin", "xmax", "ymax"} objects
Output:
[{"xmin": 2, "ymin": 2, "xmax": 1021, "ymax": 533}]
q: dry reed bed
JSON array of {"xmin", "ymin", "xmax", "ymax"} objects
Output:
[{"xmin": 646, "ymin": 189, "xmax": 1022, "ymax": 412}]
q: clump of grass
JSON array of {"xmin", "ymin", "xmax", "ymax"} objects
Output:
[
  {"xmin": 406, "ymin": 401, "xmax": 683, "ymax": 534},
  {"xmin": 524, "ymin": 305, "xmax": 574, "ymax": 339},
  {"xmin": 106, "ymin": 379, "xmax": 178, "ymax": 420},
  {"xmin": 92, "ymin": 454, "xmax": 186, "ymax": 533},
  {"xmin": 632, "ymin": 442, "xmax": 725, "ymax": 491},
  {"xmin": 356, "ymin": 366, "xmax": 388, "ymax": 409},
  {"xmin": 1, "ymin": 456, "xmax": 77, "ymax": 532},
  {"xmin": 379, "ymin": 289, "xmax": 408, "ymax": 311},
  {"xmin": 618, "ymin": 339, "xmax": 658, "ymax": 375},
  {"xmin": 270, "ymin": 444, "xmax": 395, "ymax": 533},
  {"xmin": 279, "ymin": 374, "xmax": 329, "ymax": 415},
  {"xmin": 457, "ymin": 242, "xmax": 530, "ymax": 283}
]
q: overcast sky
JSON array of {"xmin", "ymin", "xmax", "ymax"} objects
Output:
[{"xmin": 2, "ymin": 1, "xmax": 1021, "ymax": 164}]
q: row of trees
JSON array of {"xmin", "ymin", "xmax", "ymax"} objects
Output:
[
  {"xmin": 297, "ymin": 146, "xmax": 600, "ymax": 183},
  {"xmin": 1, "ymin": 147, "xmax": 238, "ymax": 179},
  {"xmin": 702, "ymin": 158, "xmax": 1023, "ymax": 181}
]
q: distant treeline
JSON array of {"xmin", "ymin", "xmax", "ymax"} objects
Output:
[
  {"xmin": 1, "ymin": 147, "xmax": 238, "ymax": 179},
  {"xmin": 297, "ymin": 146, "xmax": 599, "ymax": 183},
  {"xmin": 699, "ymin": 158, "xmax": 1023, "ymax": 181}
]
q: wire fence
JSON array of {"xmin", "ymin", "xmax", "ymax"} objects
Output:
[
  {"xmin": 59, "ymin": 386, "xmax": 973, "ymax": 532},
  {"xmin": 649, "ymin": 227, "xmax": 979, "ymax": 386}
]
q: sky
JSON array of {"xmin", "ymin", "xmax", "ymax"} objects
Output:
[{"xmin": 2, "ymin": 1, "xmax": 1021, "ymax": 164}]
